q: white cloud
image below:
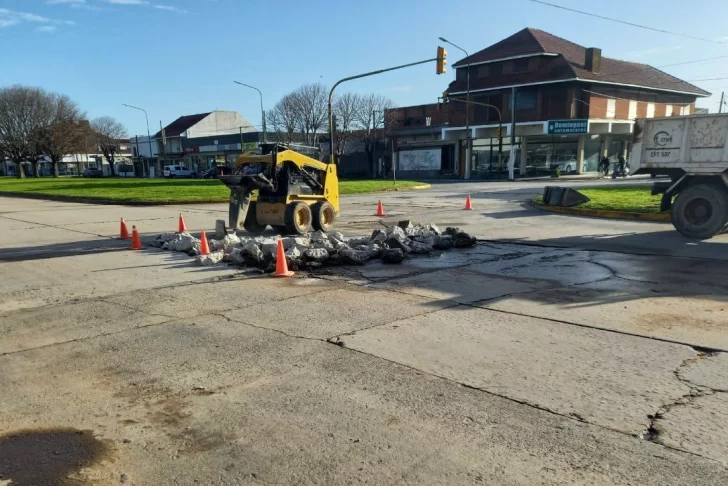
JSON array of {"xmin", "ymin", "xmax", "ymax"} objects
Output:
[
  {"xmin": 103, "ymin": 0, "xmax": 149, "ymax": 4},
  {"xmin": 36, "ymin": 25, "xmax": 58, "ymax": 33},
  {"xmin": 0, "ymin": 8, "xmax": 75, "ymax": 29},
  {"xmin": 153, "ymin": 5, "xmax": 188, "ymax": 13}
]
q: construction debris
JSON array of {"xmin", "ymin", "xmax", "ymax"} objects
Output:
[{"xmin": 153, "ymin": 222, "xmax": 476, "ymax": 271}]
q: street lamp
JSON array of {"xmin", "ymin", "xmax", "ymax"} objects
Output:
[
  {"xmin": 439, "ymin": 37, "xmax": 471, "ymax": 180},
  {"xmin": 122, "ymin": 103, "xmax": 154, "ymax": 177},
  {"xmin": 233, "ymin": 81, "xmax": 267, "ymax": 144}
]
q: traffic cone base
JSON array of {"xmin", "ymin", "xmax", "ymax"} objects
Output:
[
  {"xmin": 118, "ymin": 218, "xmax": 131, "ymax": 240},
  {"xmin": 199, "ymin": 231, "xmax": 210, "ymax": 256},
  {"xmin": 375, "ymin": 200, "xmax": 386, "ymax": 217},
  {"xmin": 272, "ymin": 239, "xmax": 294, "ymax": 277},
  {"xmin": 464, "ymin": 195, "xmax": 473, "ymax": 210},
  {"xmin": 178, "ymin": 214, "xmax": 187, "ymax": 233},
  {"xmin": 130, "ymin": 226, "xmax": 143, "ymax": 250}
]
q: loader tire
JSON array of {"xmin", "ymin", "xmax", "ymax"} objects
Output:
[
  {"xmin": 671, "ymin": 184, "xmax": 728, "ymax": 239},
  {"xmin": 285, "ymin": 202, "xmax": 313, "ymax": 235},
  {"xmin": 271, "ymin": 225, "xmax": 288, "ymax": 235},
  {"xmin": 243, "ymin": 202, "xmax": 267, "ymax": 235},
  {"xmin": 312, "ymin": 201, "xmax": 336, "ymax": 232}
]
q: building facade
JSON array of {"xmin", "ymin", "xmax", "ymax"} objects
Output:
[
  {"xmin": 386, "ymin": 28, "xmax": 710, "ymax": 179},
  {"xmin": 151, "ymin": 111, "xmax": 259, "ymax": 176}
]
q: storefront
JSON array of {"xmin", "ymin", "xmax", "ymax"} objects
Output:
[{"xmin": 443, "ymin": 118, "xmax": 633, "ymax": 179}]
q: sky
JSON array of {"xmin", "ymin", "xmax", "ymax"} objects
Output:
[{"xmin": 2, "ymin": 0, "xmax": 728, "ymax": 136}]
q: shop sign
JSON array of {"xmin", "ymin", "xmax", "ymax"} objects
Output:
[{"xmin": 547, "ymin": 119, "xmax": 588, "ymax": 135}]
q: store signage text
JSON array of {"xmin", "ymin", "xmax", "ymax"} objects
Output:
[{"xmin": 547, "ymin": 119, "xmax": 588, "ymax": 135}]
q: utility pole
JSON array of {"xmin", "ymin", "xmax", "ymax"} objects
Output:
[
  {"xmin": 509, "ymin": 87, "xmax": 517, "ymax": 181},
  {"xmin": 720, "ymin": 92, "xmax": 725, "ymax": 114}
]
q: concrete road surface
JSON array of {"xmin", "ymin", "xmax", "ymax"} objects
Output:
[{"xmin": 1, "ymin": 180, "xmax": 727, "ymax": 485}]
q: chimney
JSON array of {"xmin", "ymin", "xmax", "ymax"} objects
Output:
[{"xmin": 585, "ymin": 47, "xmax": 602, "ymax": 74}]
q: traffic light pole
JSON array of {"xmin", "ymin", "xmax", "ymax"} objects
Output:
[{"xmin": 328, "ymin": 56, "xmax": 439, "ymax": 165}]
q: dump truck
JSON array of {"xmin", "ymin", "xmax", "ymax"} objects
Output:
[
  {"xmin": 218, "ymin": 143, "xmax": 339, "ymax": 236},
  {"xmin": 632, "ymin": 114, "xmax": 728, "ymax": 239}
]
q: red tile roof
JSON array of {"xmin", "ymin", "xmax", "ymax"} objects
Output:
[
  {"xmin": 450, "ymin": 28, "xmax": 709, "ymax": 96},
  {"xmin": 154, "ymin": 112, "xmax": 211, "ymax": 138}
]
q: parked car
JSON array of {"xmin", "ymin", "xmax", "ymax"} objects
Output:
[
  {"xmin": 549, "ymin": 156, "xmax": 578, "ymax": 174},
  {"xmin": 163, "ymin": 165, "xmax": 196, "ymax": 178},
  {"xmin": 202, "ymin": 166, "xmax": 225, "ymax": 179},
  {"xmin": 82, "ymin": 167, "xmax": 104, "ymax": 178}
]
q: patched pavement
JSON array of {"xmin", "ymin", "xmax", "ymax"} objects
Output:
[{"xmin": 2, "ymin": 184, "xmax": 728, "ymax": 484}]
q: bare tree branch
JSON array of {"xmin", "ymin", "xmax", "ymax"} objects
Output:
[
  {"xmin": 0, "ymin": 85, "xmax": 56, "ymax": 178},
  {"xmin": 37, "ymin": 95, "xmax": 87, "ymax": 177},
  {"xmin": 91, "ymin": 116, "xmax": 128, "ymax": 176},
  {"xmin": 333, "ymin": 92, "xmax": 363, "ymax": 156}
]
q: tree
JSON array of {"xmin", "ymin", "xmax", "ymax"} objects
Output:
[
  {"xmin": 36, "ymin": 95, "xmax": 86, "ymax": 177},
  {"xmin": 291, "ymin": 83, "xmax": 328, "ymax": 147},
  {"xmin": 355, "ymin": 94, "xmax": 396, "ymax": 174},
  {"xmin": 332, "ymin": 92, "xmax": 363, "ymax": 156},
  {"xmin": 91, "ymin": 116, "xmax": 127, "ymax": 176},
  {"xmin": 266, "ymin": 93, "xmax": 299, "ymax": 144},
  {"xmin": 0, "ymin": 85, "xmax": 56, "ymax": 178}
]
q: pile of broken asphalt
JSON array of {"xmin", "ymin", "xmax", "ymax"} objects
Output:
[{"xmin": 150, "ymin": 222, "xmax": 477, "ymax": 272}]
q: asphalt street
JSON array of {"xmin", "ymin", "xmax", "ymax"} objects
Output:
[{"xmin": 1, "ymin": 179, "xmax": 727, "ymax": 485}]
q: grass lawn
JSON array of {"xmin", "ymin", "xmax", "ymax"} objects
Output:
[
  {"xmin": 0, "ymin": 177, "xmax": 427, "ymax": 204},
  {"xmin": 538, "ymin": 186, "xmax": 662, "ymax": 214}
]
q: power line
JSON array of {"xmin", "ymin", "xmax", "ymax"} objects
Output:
[{"xmin": 525, "ymin": 0, "xmax": 727, "ymax": 45}]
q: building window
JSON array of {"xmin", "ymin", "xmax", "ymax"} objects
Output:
[
  {"xmin": 478, "ymin": 65, "xmax": 489, "ymax": 78},
  {"xmin": 509, "ymin": 91, "xmax": 536, "ymax": 111},
  {"xmin": 457, "ymin": 68, "xmax": 467, "ymax": 82},
  {"xmin": 606, "ymin": 99, "xmax": 616, "ymax": 119},
  {"xmin": 628, "ymin": 101, "xmax": 637, "ymax": 120},
  {"xmin": 512, "ymin": 58, "xmax": 530, "ymax": 73},
  {"xmin": 666, "ymin": 104, "xmax": 673, "ymax": 116},
  {"xmin": 680, "ymin": 105, "xmax": 690, "ymax": 116},
  {"xmin": 490, "ymin": 63, "xmax": 503, "ymax": 76},
  {"xmin": 647, "ymin": 103, "xmax": 655, "ymax": 118}
]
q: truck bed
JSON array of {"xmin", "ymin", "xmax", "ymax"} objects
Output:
[{"xmin": 632, "ymin": 114, "xmax": 728, "ymax": 175}]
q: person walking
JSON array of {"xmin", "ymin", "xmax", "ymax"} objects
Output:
[{"xmin": 599, "ymin": 156, "xmax": 610, "ymax": 178}]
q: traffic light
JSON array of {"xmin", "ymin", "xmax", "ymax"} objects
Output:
[{"xmin": 436, "ymin": 46, "xmax": 447, "ymax": 75}]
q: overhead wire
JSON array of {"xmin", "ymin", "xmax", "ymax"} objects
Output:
[{"xmin": 525, "ymin": 0, "xmax": 727, "ymax": 45}]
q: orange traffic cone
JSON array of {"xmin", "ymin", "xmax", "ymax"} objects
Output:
[
  {"xmin": 130, "ymin": 226, "xmax": 143, "ymax": 250},
  {"xmin": 199, "ymin": 231, "xmax": 210, "ymax": 256},
  {"xmin": 464, "ymin": 195, "xmax": 473, "ymax": 210},
  {"xmin": 178, "ymin": 214, "xmax": 187, "ymax": 233},
  {"xmin": 272, "ymin": 239, "xmax": 294, "ymax": 277},
  {"xmin": 375, "ymin": 200, "xmax": 386, "ymax": 217},
  {"xmin": 118, "ymin": 218, "xmax": 131, "ymax": 240}
]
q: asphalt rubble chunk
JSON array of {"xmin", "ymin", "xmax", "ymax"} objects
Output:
[{"xmin": 153, "ymin": 222, "xmax": 476, "ymax": 272}]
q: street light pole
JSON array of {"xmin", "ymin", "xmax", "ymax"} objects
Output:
[
  {"xmin": 233, "ymin": 81, "xmax": 266, "ymax": 144},
  {"xmin": 122, "ymin": 103, "xmax": 153, "ymax": 177},
  {"xmin": 439, "ymin": 37, "xmax": 471, "ymax": 180}
]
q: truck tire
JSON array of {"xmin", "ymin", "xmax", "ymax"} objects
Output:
[
  {"xmin": 243, "ymin": 202, "xmax": 267, "ymax": 235},
  {"xmin": 671, "ymin": 184, "xmax": 728, "ymax": 239},
  {"xmin": 285, "ymin": 202, "xmax": 313, "ymax": 235},
  {"xmin": 312, "ymin": 201, "xmax": 336, "ymax": 232}
]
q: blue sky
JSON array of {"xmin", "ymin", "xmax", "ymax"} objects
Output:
[{"xmin": 2, "ymin": 0, "xmax": 727, "ymax": 135}]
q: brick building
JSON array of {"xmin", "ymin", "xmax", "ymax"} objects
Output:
[{"xmin": 386, "ymin": 28, "xmax": 710, "ymax": 179}]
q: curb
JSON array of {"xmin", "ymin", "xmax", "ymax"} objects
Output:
[{"xmin": 533, "ymin": 201, "xmax": 671, "ymax": 223}]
